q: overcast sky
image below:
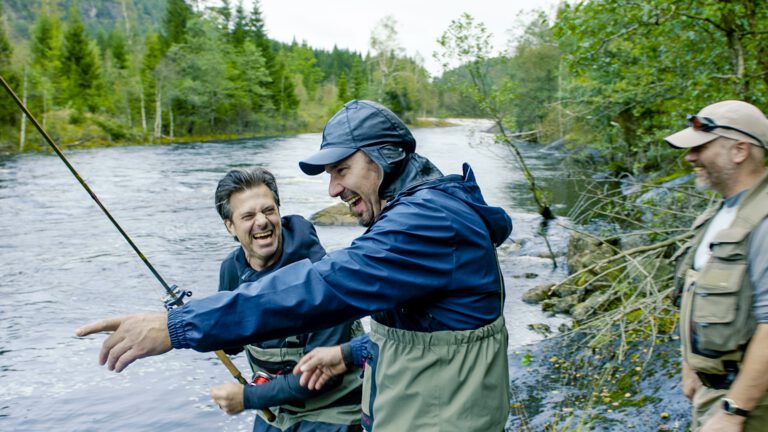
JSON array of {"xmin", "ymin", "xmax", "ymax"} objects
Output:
[{"xmin": 243, "ymin": 0, "xmax": 559, "ymax": 77}]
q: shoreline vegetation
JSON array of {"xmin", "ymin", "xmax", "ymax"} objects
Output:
[
  {"xmin": 4, "ymin": 115, "xmax": 459, "ymax": 155},
  {"xmin": 4, "ymin": 1, "xmax": 768, "ymax": 430}
]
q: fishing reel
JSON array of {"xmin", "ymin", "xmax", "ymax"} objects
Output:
[{"xmin": 163, "ymin": 285, "xmax": 193, "ymax": 310}]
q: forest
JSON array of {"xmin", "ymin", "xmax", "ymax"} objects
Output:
[
  {"xmin": 1, "ymin": 0, "xmax": 767, "ymax": 178},
  {"xmin": 0, "ymin": 0, "xmax": 436, "ymax": 151}
]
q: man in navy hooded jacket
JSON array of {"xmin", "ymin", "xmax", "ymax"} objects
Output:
[
  {"xmin": 208, "ymin": 168, "xmax": 362, "ymax": 432},
  {"xmin": 77, "ymin": 100, "xmax": 514, "ymax": 431}
]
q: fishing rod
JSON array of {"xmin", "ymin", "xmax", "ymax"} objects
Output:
[{"xmin": 0, "ymin": 74, "xmax": 275, "ymax": 422}]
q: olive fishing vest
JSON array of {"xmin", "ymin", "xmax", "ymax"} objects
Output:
[
  {"xmin": 246, "ymin": 321, "xmax": 365, "ymax": 430},
  {"xmin": 676, "ymin": 174, "xmax": 768, "ymax": 374}
]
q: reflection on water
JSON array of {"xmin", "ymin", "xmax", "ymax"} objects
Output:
[{"xmin": 0, "ymin": 121, "xmax": 576, "ymax": 430}]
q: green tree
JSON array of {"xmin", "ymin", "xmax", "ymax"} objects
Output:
[
  {"xmin": 245, "ymin": 1, "xmax": 298, "ymax": 113},
  {"xmin": 437, "ymin": 13, "xmax": 554, "ymax": 223},
  {"xmin": 59, "ymin": 3, "xmax": 102, "ymax": 112},
  {"xmin": 349, "ymin": 61, "xmax": 367, "ymax": 99},
  {"xmin": 337, "ymin": 72, "xmax": 348, "ymax": 102},
  {"xmin": 163, "ymin": 0, "xmax": 193, "ymax": 49},
  {"xmin": 141, "ymin": 32, "xmax": 164, "ymax": 132},
  {"xmin": 110, "ymin": 28, "xmax": 129, "ymax": 70},
  {"xmin": 285, "ymin": 42, "xmax": 323, "ymax": 96},
  {"xmin": 368, "ymin": 16, "xmax": 433, "ymax": 118},
  {"xmin": 0, "ymin": 0, "xmax": 19, "ymax": 129},
  {"xmin": 28, "ymin": 3, "xmax": 62, "ymax": 131},
  {"xmin": 369, "ymin": 16, "xmax": 404, "ymax": 102},
  {"xmin": 508, "ymin": 12, "xmax": 560, "ymax": 138},
  {"xmin": 553, "ymin": 0, "xmax": 768, "ymax": 173},
  {"xmin": 230, "ymin": 1, "xmax": 248, "ymax": 47},
  {"xmin": 271, "ymin": 50, "xmax": 299, "ymax": 113}
]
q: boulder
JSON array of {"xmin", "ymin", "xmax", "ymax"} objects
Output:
[
  {"xmin": 527, "ymin": 323, "xmax": 552, "ymax": 337},
  {"xmin": 550, "ymin": 283, "xmax": 584, "ymax": 299},
  {"xmin": 310, "ymin": 203, "xmax": 359, "ymax": 226},
  {"xmin": 566, "ymin": 232, "xmax": 618, "ymax": 275},
  {"xmin": 572, "ymin": 292, "xmax": 611, "ymax": 321},
  {"xmin": 542, "ymin": 294, "xmax": 579, "ymax": 314},
  {"xmin": 523, "ymin": 283, "xmax": 554, "ymax": 304}
]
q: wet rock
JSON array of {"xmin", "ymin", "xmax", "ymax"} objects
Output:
[
  {"xmin": 550, "ymin": 283, "xmax": 583, "ymax": 299},
  {"xmin": 310, "ymin": 203, "xmax": 359, "ymax": 226},
  {"xmin": 542, "ymin": 138, "xmax": 572, "ymax": 153},
  {"xmin": 498, "ymin": 240, "xmax": 523, "ymax": 255},
  {"xmin": 542, "ymin": 294, "xmax": 579, "ymax": 314},
  {"xmin": 524, "ymin": 272, "xmax": 539, "ymax": 279},
  {"xmin": 572, "ymin": 292, "xmax": 610, "ymax": 321},
  {"xmin": 528, "ymin": 323, "xmax": 552, "ymax": 337},
  {"xmin": 523, "ymin": 283, "xmax": 554, "ymax": 304},
  {"xmin": 566, "ymin": 232, "xmax": 618, "ymax": 275}
]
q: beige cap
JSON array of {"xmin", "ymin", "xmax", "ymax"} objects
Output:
[{"xmin": 665, "ymin": 100, "xmax": 768, "ymax": 149}]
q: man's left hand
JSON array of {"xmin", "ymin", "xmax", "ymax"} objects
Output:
[
  {"xmin": 700, "ymin": 411, "xmax": 746, "ymax": 432},
  {"xmin": 75, "ymin": 313, "xmax": 172, "ymax": 372},
  {"xmin": 210, "ymin": 383, "xmax": 245, "ymax": 415}
]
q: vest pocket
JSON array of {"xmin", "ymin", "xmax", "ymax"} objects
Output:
[{"xmin": 692, "ymin": 261, "xmax": 747, "ymax": 355}]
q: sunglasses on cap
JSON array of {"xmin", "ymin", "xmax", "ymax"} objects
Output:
[{"xmin": 687, "ymin": 115, "xmax": 766, "ymax": 149}]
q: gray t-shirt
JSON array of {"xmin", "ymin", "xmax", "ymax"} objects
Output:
[
  {"xmin": 697, "ymin": 191, "xmax": 768, "ymax": 323},
  {"xmin": 749, "ymin": 217, "xmax": 768, "ymax": 323}
]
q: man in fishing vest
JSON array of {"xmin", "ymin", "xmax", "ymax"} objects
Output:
[
  {"xmin": 77, "ymin": 100, "xmax": 513, "ymax": 431},
  {"xmin": 208, "ymin": 168, "xmax": 362, "ymax": 432},
  {"xmin": 667, "ymin": 100, "xmax": 768, "ymax": 432}
]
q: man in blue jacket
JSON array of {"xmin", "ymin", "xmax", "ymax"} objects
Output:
[
  {"xmin": 209, "ymin": 168, "xmax": 362, "ymax": 432},
  {"xmin": 77, "ymin": 100, "xmax": 514, "ymax": 431}
]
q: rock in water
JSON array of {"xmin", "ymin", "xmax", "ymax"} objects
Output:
[{"xmin": 310, "ymin": 203, "xmax": 360, "ymax": 226}]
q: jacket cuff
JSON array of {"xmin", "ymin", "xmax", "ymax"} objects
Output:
[
  {"xmin": 349, "ymin": 335, "xmax": 368, "ymax": 369},
  {"xmin": 167, "ymin": 307, "xmax": 190, "ymax": 349},
  {"xmin": 341, "ymin": 342, "xmax": 354, "ymax": 369}
]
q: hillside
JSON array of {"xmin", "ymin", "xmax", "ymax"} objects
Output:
[{"xmin": 4, "ymin": 0, "xmax": 165, "ymax": 40}]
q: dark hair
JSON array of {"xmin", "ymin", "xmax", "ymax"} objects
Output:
[{"xmin": 215, "ymin": 168, "xmax": 280, "ymax": 221}]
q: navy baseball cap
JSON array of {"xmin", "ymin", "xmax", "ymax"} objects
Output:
[{"xmin": 299, "ymin": 100, "xmax": 416, "ymax": 175}]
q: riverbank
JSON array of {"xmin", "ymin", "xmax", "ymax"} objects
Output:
[
  {"xmin": 507, "ymin": 334, "xmax": 690, "ymax": 431},
  {"xmin": 6, "ymin": 110, "xmax": 460, "ymax": 155}
]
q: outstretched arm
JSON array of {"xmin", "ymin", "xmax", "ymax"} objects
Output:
[{"xmin": 75, "ymin": 312, "xmax": 171, "ymax": 373}]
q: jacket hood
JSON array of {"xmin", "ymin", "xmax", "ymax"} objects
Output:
[
  {"xmin": 374, "ymin": 151, "xmax": 442, "ymax": 200},
  {"xmin": 392, "ymin": 162, "xmax": 513, "ymax": 246}
]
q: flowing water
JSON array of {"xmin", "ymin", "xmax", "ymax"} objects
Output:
[{"xmin": 0, "ymin": 120, "xmax": 577, "ymax": 431}]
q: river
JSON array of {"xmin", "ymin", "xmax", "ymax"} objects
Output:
[{"xmin": 0, "ymin": 120, "xmax": 575, "ymax": 431}]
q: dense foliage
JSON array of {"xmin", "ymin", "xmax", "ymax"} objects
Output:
[
  {"xmin": 0, "ymin": 0, "xmax": 436, "ymax": 152},
  {"xmin": 4, "ymin": 0, "xmax": 768, "ymax": 173},
  {"xmin": 555, "ymin": 0, "xmax": 768, "ymax": 175}
]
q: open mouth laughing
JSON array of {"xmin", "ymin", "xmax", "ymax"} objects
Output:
[
  {"xmin": 343, "ymin": 194, "xmax": 362, "ymax": 212},
  {"xmin": 252, "ymin": 230, "xmax": 273, "ymax": 240}
]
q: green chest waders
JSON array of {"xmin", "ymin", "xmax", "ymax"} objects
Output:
[
  {"xmin": 361, "ymin": 316, "xmax": 509, "ymax": 431},
  {"xmin": 246, "ymin": 321, "xmax": 365, "ymax": 430}
]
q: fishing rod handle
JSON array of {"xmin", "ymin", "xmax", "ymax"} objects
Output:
[{"xmin": 214, "ymin": 350, "xmax": 276, "ymax": 422}]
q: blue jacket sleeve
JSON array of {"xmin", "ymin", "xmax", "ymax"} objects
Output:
[
  {"xmin": 216, "ymin": 255, "xmax": 245, "ymax": 355},
  {"xmin": 241, "ymin": 324, "xmax": 351, "ymax": 409},
  {"xmin": 168, "ymin": 199, "xmax": 457, "ymax": 351}
]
